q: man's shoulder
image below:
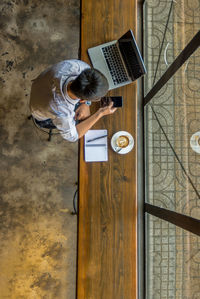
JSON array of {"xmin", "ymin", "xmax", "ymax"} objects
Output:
[
  {"xmin": 34, "ymin": 59, "xmax": 91, "ymax": 82},
  {"xmin": 52, "ymin": 59, "xmax": 90, "ymax": 74}
]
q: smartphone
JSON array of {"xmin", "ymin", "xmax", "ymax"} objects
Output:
[{"xmin": 100, "ymin": 96, "xmax": 123, "ymax": 108}]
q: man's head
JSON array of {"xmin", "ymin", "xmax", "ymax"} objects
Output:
[{"xmin": 70, "ymin": 68, "xmax": 109, "ymax": 101}]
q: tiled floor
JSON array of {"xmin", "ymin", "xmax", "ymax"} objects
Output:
[
  {"xmin": 0, "ymin": 1, "xmax": 80, "ymax": 298},
  {"xmin": 144, "ymin": 0, "xmax": 200, "ymax": 298}
]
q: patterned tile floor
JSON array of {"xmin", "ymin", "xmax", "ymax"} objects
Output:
[{"xmin": 144, "ymin": 0, "xmax": 200, "ymax": 298}]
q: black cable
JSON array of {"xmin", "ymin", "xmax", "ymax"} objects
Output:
[{"xmin": 71, "ymin": 188, "xmax": 78, "ymax": 215}]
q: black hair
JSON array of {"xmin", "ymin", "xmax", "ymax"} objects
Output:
[{"xmin": 70, "ymin": 68, "xmax": 109, "ymax": 101}]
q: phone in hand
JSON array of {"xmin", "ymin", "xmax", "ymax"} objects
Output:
[{"xmin": 100, "ymin": 96, "xmax": 123, "ymax": 108}]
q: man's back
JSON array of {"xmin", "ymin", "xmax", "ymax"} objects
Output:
[{"xmin": 30, "ymin": 60, "xmax": 90, "ymax": 120}]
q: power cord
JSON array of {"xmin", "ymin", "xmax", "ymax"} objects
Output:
[{"xmin": 71, "ymin": 188, "xmax": 78, "ymax": 215}]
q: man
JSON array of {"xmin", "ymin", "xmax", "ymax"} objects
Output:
[{"xmin": 30, "ymin": 59, "xmax": 117, "ymax": 142}]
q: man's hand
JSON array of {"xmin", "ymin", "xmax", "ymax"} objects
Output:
[
  {"xmin": 98, "ymin": 101, "xmax": 117, "ymax": 116},
  {"xmin": 75, "ymin": 104, "xmax": 91, "ymax": 121},
  {"xmin": 76, "ymin": 101, "xmax": 117, "ymax": 139}
]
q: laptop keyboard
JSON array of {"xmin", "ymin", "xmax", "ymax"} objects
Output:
[{"xmin": 102, "ymin": 44, "xmax": 129, "ymax": 85}]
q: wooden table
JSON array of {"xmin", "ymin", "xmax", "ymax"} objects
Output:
[{"xmin": 77, "ymin": 0, "xmax": 138, "ymax": 298}]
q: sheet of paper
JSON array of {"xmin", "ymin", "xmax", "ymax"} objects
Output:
[{"xmin": 84, "ymin": 130, "xmax": 108, "ymax": 162}]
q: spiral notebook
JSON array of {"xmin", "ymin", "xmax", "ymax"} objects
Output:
[{"xmin": 84, "ymin": 130, "xmax": 108, "ymax": 162}]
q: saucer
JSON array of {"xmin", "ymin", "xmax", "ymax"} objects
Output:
[
  {"xmin": 111, "ymin": 131, "xmax": 134, "ymax": 154},
  {"xmin": 190, "ymin": 132, "xmax": 200, "ymax": 154}
]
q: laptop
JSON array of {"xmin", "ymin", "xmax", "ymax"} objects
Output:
[{"xmin": 88, "ymin": 29, "xmax": 147, "ymax": 90}]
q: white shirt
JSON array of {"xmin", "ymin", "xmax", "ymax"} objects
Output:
[{"xmin": 30, "ymin": 59, "xmax": 90, "ymax": 142}]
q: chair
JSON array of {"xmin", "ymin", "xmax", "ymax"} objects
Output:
[{"xmin": 28, "ymin": 115, "xmax": 57, "ymax": 141}]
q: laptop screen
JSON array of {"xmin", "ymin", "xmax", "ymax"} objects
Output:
[{"xmin": 118, "ymin": 30, "xmax": 147, "ymax": 80}]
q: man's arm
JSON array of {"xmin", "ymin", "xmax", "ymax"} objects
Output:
[
  {"xmin": 76, "ymin": 102, "xmax": 117, "ymax": 139},
  {"xmin": 52, "ymin": 102, "xmax": 116, "ymax": 142}
]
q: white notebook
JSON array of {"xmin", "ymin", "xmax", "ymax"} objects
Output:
[{"xmin": 84, "ymin": 130, "xmax": 108, "ymax": 162}]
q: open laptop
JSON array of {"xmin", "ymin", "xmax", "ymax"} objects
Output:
[{"xmin": 88, "ymin": 29, "xmax": 147, "ymax": 90}]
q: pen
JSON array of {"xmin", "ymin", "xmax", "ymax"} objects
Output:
[
  {"xmin": 87, "ymin": 134, "xmax": 108, "ymax": 143},
  {"xmin": 85, "ymin": 144, "xmax": 106, "ymax": 147}
]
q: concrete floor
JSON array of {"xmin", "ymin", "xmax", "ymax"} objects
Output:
[{"xmin": 0, "ymin": 1, "xmax": 80, "ymax": 298}]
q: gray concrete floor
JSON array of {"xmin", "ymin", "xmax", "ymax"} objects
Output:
[{"xmin": 0, "ymin": 1, "xmax": 80, "ymax": 298}]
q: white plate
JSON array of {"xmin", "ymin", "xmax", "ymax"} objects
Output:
[
  {"xmin": 111, "ymin": 131, "xmax": 134, "ymax": 154},
  {"xmin": 190, "ymin": 131, "xmax": 200, "ymax": 154}
]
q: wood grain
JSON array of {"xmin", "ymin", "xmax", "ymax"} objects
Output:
[{"xmin": 78, "ymin": 0, "xmax": 137, "ymax": 298}]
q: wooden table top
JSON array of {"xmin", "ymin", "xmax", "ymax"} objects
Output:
[{"xmin": 77, "ymin": 1, "xmax": 137, "ymax": 298}]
